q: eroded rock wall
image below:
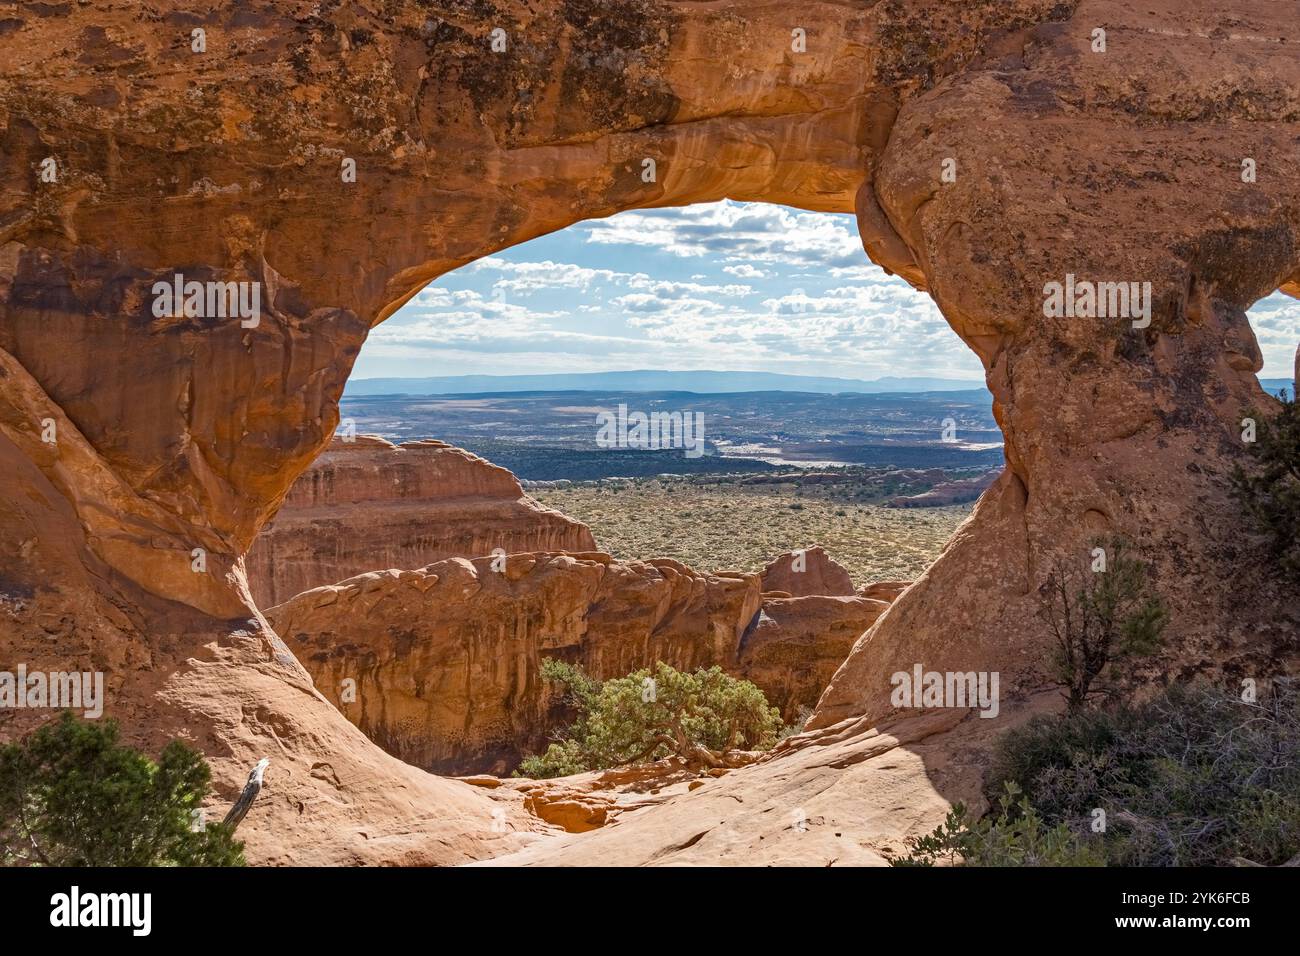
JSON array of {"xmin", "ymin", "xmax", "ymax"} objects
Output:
[
  {"xmin": 740, "ymin": 594, "xmax": 889, "ymax": 720},
  {"xmin": 246, "ymin": 436, "xmax": 596, "ymax": 605},
  {"xmin": 815, "ymin": 0, "xmax": 1300, "ymax": 727},
  {"xmin": 268, "ymin": 551, "xmax": 890, "ymax": 773},
  {"xmin": 0, "ymin": 0, "xmax": 892, "ymax": 863}
]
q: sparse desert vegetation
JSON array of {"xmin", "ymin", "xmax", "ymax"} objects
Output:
[
  {"xmin": 533, "ymin": 476, "xmax": 972, "ymax": 584},
  {"xmin": 0, "ymin": 714, "xmax": 245, "ymax": 867},
  {"xmin": 517, "ymin": 660, "xmax": 783, "ymax": 779},
  {"xmin": 889, "ymin": 682, "xmax": 1300, "ymax": 867}
]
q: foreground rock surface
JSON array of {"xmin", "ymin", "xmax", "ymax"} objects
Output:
[
  {"xmin": 247, "ymin": 436, "xmax": 595, "ymax": 606},
  {"xmin": 269, "ymin": 552, "xmax": 891, "ymax": 773},
  {"xmin": 479, "ymin": 692, "xmax": 1063, "ymax": 866}
]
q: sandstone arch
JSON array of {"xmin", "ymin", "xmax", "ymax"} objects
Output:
[{"xmin": 2, "ymin": 0, "xmax": 1298, "ymax": 864}]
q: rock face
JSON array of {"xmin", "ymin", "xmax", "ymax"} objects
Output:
[
  {"xmin": 482, "ymin": 691, "xmax": 1066, "ymax": 866},
  {"xmin": 760, "ymin": 546, "xmax": 857, "ymax": 597},
  {"xmin": 3, "ymin": 0, "xmax": 1298, "ymax": 864},
  {"xmin": 859, "ymin": 581, "xmax": 911, "ymax": 604},
  {"xmin": 270, "ymin": 552, "xmax": 758, "ymax": 774},
  {"xmin": 268, "ymin": 552, "xmax": 891, "ymax": 773},
  {"xmin": 738, "ymin": 595, "xmax": 889, "ymax": 720},
  {"xmin": 247, "ymin": 436, "xmax": 595, "ymax": 606}
]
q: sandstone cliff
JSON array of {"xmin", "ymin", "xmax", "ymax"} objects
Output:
[
  {"xmin": 247, "ymin": 436, "xmax": 595, "ymax": 606},
  {"xmin": 268, "ymin": 551, "xmax": 890, "ymax": 774}
]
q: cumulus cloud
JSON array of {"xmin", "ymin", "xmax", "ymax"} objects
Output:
[
  {"xmin": 368, "ymin": 202, "xmax": 986, "ymax": 380},
  {"xmin": 1246, "ymin": 291, "xmax": 1300, "ymax": 380},
  {"xmin": 581, "ymin": 201, "xmax": 865, "ymax": 269}
]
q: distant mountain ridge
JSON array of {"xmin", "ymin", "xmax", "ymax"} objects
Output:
[
  {"xmin": 346, "ymin": 370, "xmax": 989, "ymax": 397},
  {"xmin": 349, "ymin": 369, "xmax": 1294, "ymax": 399}
]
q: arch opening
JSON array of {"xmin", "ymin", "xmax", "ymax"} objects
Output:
[
  {"xmin": 347, "ymin": 199, "xmax": 996, "ymax": 569},
  {"xmin": 254, "ymin": 199, "xmax": 1011, "ymax": 775}
]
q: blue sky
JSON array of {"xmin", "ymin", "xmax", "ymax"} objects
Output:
[{"xmin": 358, "ymin": 201, "xmax": 1299, "ymax": 383}]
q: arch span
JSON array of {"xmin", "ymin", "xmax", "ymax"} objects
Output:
[{"xmin": 1, "ymin": 0, "xmax": 1298, "ymax": 864}]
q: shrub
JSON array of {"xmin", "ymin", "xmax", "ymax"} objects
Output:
[
  {"xmin": 1232, "ymin": 390, "xmax": 1300, "ymax": 580},
  {"xmin": 777, "ymin": 705, "xmax": 814, "ymax": 743},
  {"xmin": 890, "ymin": 682, "xmax": 1300, "ymax": 867},
  {"xmin": 1038, "ymin": 537, "xmax": 1167, "ymax": 711},
  {"xmin": 0, "ymin": 712, "xmax": 245, "ymax": 867},
  {"xmin": 986, "ymin": 682, "xmax": 1300, "ymax": 866},
  {"xmin": 517, "ymin": 660, "xmax": 783, "ymax": 778},
  {"xmin": 886, "ymin": 782, "xmax": 1104, "ymax": 867}
]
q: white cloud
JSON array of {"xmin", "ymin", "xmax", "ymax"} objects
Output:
[
  {"xmin": 370, "ymin": 201, "xmax": 990, "ymax": 381},
  {"xmin": 1246, "ymin": 291, "xmax": 1299, "ymax": 381},
  {"xmin": 581, "ymin": 200, "xmax": 865, "ymax": 268}
]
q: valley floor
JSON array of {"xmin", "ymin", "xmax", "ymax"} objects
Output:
[{"xmin": 532, "ymin": 479, "xmax": 971, "ymax": 585}]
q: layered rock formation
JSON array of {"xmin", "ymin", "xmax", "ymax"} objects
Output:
[
  {"xmin": 2, "ymin": 0, "xmax": 1298, "ymax": 864},
  {"xmin": 247, "ymin": 436, "xmax": 595, "ymax": 606},
  {"xmin": 859, "ymin": 581, "xmax": 911, "ymax": 604},
  {"xmin": 269, "ymin": 551, "xmax": 890, "ymax": 773}
]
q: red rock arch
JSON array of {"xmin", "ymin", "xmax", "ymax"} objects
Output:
[{"xmin": 1, "ymin": 0, "xmax": 1297, "ymax": 863}]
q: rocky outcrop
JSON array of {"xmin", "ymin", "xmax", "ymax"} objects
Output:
[
  {"xmin": 3, "ymin": 0, "xmax": 1299, "ymax": 864},
  {"xmin": 481, "ymin": 691, "xmax": 1066, "ymax": 866},
  {"xmin": 859, "ymin": 581, "xmax": 911, "ymax": 604},
  {"xmin": 247, "ymin": 436, "xmax": 595, "ymax": 606},
  {"xmin": 887, "ymin": 469, "xmax": 1000, "ymax": 508},
  {"xmin": 739, "ymin": 595, "xmax": 889, "ymax": 720},
  {"xmin": 268, "ymin": 552, "xmax": 758, "ymax": 774},
  {"xmin": 760, "ymin": 546, "xmax": 857, "ymax": 597},
  {"xmin": 268, "ymin": 551, "xmax": 894, "ymax": 773},
  {"xmin": 464, "ymin": 760, "xmax": 709, "ymax": 834}
]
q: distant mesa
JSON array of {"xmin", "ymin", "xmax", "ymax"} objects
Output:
[
  {"xmin": 1261, "ymin": 377, "xmax": 1294, "ymax": 398},
  {"xmin": 349, "ymin": 370, "xmax": 1291, "ymax": 399},
  {"xmin": 247, "ymin": 436, "xmax": 596, "ymax": 607},
  {"xmin": 887, "ymin": 469, "xmax": 1001, "ymax": 508}
]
